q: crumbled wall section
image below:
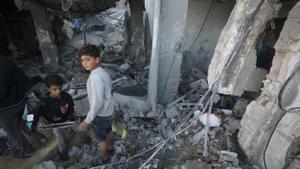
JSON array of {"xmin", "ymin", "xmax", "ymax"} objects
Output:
[
  {"xmin": 207, "ymin": 0, "xmax": 280, "ymax": 96},
  {"xmin": 239, "ymin": 2, "xmax": 300, "ymax": 168},
  {"xmin": 30, "ymin": 3, "xmax": 59, "ymax": 66}
]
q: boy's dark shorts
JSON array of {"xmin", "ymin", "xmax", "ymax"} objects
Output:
[{"xmin": 91, "ymin": 115, "xmax": 113, "ymax": 142}]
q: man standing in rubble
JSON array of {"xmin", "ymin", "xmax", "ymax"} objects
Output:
[
  {"xmin": 78, "ymin": 44, "xmax": 115, "ymax": 165},
  {"xmin": 0, "ymin": 54, "xmax": 34, "ymax": 158}
]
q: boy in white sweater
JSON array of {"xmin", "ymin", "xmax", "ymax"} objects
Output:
[{"xmin": 78, "ymin": 44, "xmax": 115, "ymax": 164}]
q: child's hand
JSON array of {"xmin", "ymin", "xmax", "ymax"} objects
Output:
[
  {"xmin": 79, "ymin": 121, "xmax": 89, "ymax": 132},
  {"xmin": 60, "ymin": 104, "xmax": 68, "ymax": 114}
]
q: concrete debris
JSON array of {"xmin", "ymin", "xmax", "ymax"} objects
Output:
[
  {"xmin": 191, "ymin": 68, "xmax": 207, "ymax": 80},
  {"xmin": 232, "ymin": 98, "xmax": 249, "ymax": 118},
  {"xmin": 62, "ymin": 19, "xmax": 75, "ymax": 40},
  {"xmin": 146, "ymin": 104, "xmax": 163, "ymax": 118},
  {"xmin": 120, "ymin": 62, "xmax": 131, "ymax": 71},
  {"xmin": 0, "ymin": 129, "xmax": 7, "ymax": 137},
  {"xmin": 113, "ymin": 93, "xmax": 151, "ymax": 118},
  {"xmin": 177, "ymin": 102, "xmax": 197, "ymax": 111},
  {"xmin": 191, "ymin": 128, "xmax": 205, "ymax": 145},
  {"xmin": 32, "ymin": 161, "xmax": 57, "ymax": 169},
  {"xmin": 190, "ymin": 79, "xmax": 209, "ymax": 90},
  {"xmin": 68, "ymin": 146, "xmax": 82, "ymax": 160},
  {"xmin": 221, "ymin": 109, "xmax": 233, "ymax": 116},
  {"xmin": 219, "ymin": 150, "xmax": 238, "ymax": 163},
  {"xmin": 64, "ymin": 8, "xmax": 128, "ymax": 63},
  {"xmin": 223, "ymin": 119, "xmax": 241, "ymax": 133},
  {"xmin": 165, "ymin": 106, "xmax": 179, "ymax": 119},
  {"xmin": 74, "ymin": 96, "xmax": 89, "ymax": 117},
  {"xmin": 181, "ymin": 159, "xmax": 212, "ymax": 169}
]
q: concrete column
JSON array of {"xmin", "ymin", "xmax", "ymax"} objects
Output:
[
  {"xmin": 148, "ymin": 0, "xmax": 189, "ymax": 106},
  {"xmin": 30, "ymin": 2, "xmax": 59, "ymax": 66}
]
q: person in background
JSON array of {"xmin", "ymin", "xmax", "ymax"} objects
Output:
[{"xmin": 0, "ymin": 54, "xmax": 35, "ymax": 158}]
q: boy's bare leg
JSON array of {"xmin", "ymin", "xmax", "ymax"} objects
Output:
[
  {"xmin": 99, "ymin": 142, "xmax": 109, "ymax": 161},
  {"xmin": 99, "ymin": 131, "xmax": 114, "ymax": 161},
  {"xmin": 106, "ymin": 131, "xmax": 114, "ymax": 151}
]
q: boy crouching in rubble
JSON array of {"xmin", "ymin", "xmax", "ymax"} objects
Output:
[
  {"xmin": 78, "ymin": 44, "xmax": 115, "ymax": 165},
  {"xmin": 32, "ymin": 74, "xmax": 75, "ymax": 161}
]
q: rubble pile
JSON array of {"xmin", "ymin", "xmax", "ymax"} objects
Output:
[
  {"xmin": 22, "ymin": 60, "xmax": 258, "ymax": 169},
  {"xmin": 33, "ymin": 79, "xmax": 252, "ymax": 169},
  {"xmin": 61, "ymin": 7, "xmax": 128, "ymax": 63}
]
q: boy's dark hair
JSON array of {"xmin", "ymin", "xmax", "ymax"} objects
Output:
[
  {"xmin": 79, "ymin": 44, "xmax": 100, "ymax": 59},
  {"xmin": 45, "ymin": 74, "xmax": 64, "ymax": 88}
]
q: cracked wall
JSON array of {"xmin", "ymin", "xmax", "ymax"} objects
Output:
[{"xmin": 239, "ymin": 2, "xmax": 300, "ymax": 168}]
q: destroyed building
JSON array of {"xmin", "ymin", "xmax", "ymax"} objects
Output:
[{"xmin": 0, "ymin": 0, "xmax": 300, "ymax": 169}]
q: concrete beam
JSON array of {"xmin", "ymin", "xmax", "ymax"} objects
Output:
[
  {"xmin": 30, "ymin": 2, "xmax": 59, "ymax": 66},
  {"xmin": 207, "ymin": 0, "xmax": 280, "ymax": 96}
]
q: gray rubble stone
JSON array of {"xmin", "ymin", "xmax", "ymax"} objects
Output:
[
  {"xmin": 32, "ymin": 161, "xmax": 56, "ymax": 169},
  {"xmin": 165, "ymin": 106, "xmax": 178, "ymax": 119},
  {"xmin": 191, "ymin": 128, "xmax": 205, "ymax": 145},
  {"xmin": 190, "ymin": 79, "xmax": 209, "ymax": 89},
  {"xmin": 74, "ymin": 96, "xmax": 89, "ymax": 117},
  {"xmin": 219, "ymin": 150, "xmax": 238, "ymax": 163},
  {"xmin": 224, "ymin": 119, "xmax": 240, "ymax": 133},
  {"xmin": 113, "ymin": 93, "xmax": 151, "ymax": 118}
]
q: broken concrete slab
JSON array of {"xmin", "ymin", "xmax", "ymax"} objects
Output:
[
  {"xmin": 181, "ymin": 159, "xmax": 212, "ymax": 169},
  {"xmin": 219, "ymin": 150, "xmax": 238, "ymax": 163},
  {"xmin": 113, "ymin": 92, "xmax": 151, "ymax": 118},
  {"xmin": 223, "ymin": 119, "xmax": 240, "ymax": 133},
  {"xmin": 232, "ymin": 98, "xmax": 249, "ymax": 118},
  {"xmin": 177, "ymin": 103, "xmax": 197, "ymax": 111},
  {"xmin": 165, "ymin": 106, "xmax": 179, "ymax": 119},
  {"xmin": 73, "ymin": 96, "xmax": 89, "ymax": 117},
  {"xmin": 190, "ymin": 79, "xmax": 209, "ymax": 90},
  {"xmin": 191, "ymin": 128, "xmax": 205, "ymax": 145},
  {"xmin": 32, "ymin": 161, "xmax": 57, "ymax": 169},
  {"xmin": 30, "ymin": 3, "xmax": 59, "ymax": 66},
  {"xmin": 208, "ymin": 0, "xmax": 280, "ymax": 96},
  {"xmin": 239, "ymin": 3, "xmax": 300, "ymax": 168}
]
